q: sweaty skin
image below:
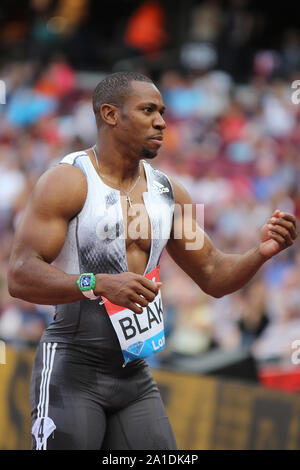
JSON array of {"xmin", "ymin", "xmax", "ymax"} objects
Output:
[{"xmin": 7, "ymin": 81, "xmax": 297, "ymax": 312}]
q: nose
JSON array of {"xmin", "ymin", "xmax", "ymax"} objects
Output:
[{"xmin": 153, "ymin": 112, "xmax": 167, "ymax": 130}]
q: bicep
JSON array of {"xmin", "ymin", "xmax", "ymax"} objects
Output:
[
  {"xmin": 12, "ymin": 202, "xmax": 69, "ymax": 264},
  {"xmin": 10, "ymin": 164, "xmax": 87, "ymax": 266},
  {"xmin": 166, "ymin": 176, "xmax": 219, "ymax": 289}
]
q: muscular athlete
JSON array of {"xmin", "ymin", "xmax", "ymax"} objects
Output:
[{"xmin": 7, "ymin": 72, "xmax": 297, "ymax": 450}]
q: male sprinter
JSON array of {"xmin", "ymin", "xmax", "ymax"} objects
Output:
[{"xmin": 8, "ymin": 72, "xmax": 297, "ymax": 450}]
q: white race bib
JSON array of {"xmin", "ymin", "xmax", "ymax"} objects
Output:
[{"xmin": 102, "ymin": 266, "xmax": 165, "ymax": 365}]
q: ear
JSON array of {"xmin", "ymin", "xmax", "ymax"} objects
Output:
[{"xmin": 100, "ymin": 104, "xmax": 118, "ymax": 126}]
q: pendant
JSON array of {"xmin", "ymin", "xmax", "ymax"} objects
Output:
[{"xmin": 127, "ymin": 196, "xmax": 132, "ymax": 207}]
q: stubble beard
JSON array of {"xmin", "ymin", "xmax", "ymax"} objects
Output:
[{"xmin": 141, "ymin": 147, "xmax": 158, "ymax": 159}]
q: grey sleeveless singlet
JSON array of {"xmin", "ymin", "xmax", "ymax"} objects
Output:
[{"xmin": 41, "ymin": 151, "xmax": 175, "ymax": 371}]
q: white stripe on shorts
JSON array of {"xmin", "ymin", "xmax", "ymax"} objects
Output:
[{"xmin": 36, "ymin": 342, "xmax": 57, "ymax": 449}]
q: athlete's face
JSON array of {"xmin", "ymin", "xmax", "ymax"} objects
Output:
[{"xmin": 116, "ymin": 81, "xmax": 166, "ymax": 159}]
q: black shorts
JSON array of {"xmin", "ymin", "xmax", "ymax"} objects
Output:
[{"xmin": 30, "ymin": 341, "xmax": 177, "ymax": 450}]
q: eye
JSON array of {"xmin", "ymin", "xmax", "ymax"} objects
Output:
[{"xmin": 143, "ymin": 107, "xmax": 152, "ymax": 113}]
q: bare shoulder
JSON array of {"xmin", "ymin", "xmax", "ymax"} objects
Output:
[
  {"xmin": 29, "ymin": 163, "xmax": 87, "ymax": 221},
  {"xmin": 168, "ymin": 174, "xmax": 193, "ymax": 206}
]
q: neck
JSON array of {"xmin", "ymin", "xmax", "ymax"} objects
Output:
[{"xmin": 94, "ymin": 135, "xmax": 141, "ymax": 184}]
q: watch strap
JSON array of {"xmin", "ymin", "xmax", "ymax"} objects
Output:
[{"xmin": 81, "ymin": 289, "xmax": 99, "ymax": 300}]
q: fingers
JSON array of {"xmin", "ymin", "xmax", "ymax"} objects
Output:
[
  {"xmin": 109, "ymin": 273, "xmax": 162, "ymax": 314},
  {"xmin": 139, "ymin": 276, "xmax": 161, "ymax": 294},
  {"xmin": 268, "ymin": 228, "xmax": 293, "ymax": 247},
  {"xmin": 266, "ymin": 210, "xmax": 297, "ymax": 250},
  {"xmin": 130, "ymin": 280, "xmax": 162, "ymax": 313},
  {"xmin": 130, "ymin": 292, "xmax": 149, "ymax": 307},
  {"xmin": 267, "ymin": 223, "xmax": 294, "ymax": 245},
  {"xmin": 135, "ymin": 285, "xmax": 158, "ymax": 303},
  {"xmin": 271, "ymin": 211, "xmax": 297, "ymax": 230},
  {"xmin": 129, "ymin": 276, "xmax": 162, "ymax": 313},
  {"xmin": 127, "ymin": 295, "xmax": 148, "ymax": 315},
  {"xmin": 268, "ymin": 215, "xmax": 297, "ymax": 241},
  {"xmin": 128, "ymin": 302, "xmax": 144, "ymax": 315}
]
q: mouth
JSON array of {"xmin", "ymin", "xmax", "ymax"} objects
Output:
[{"xmin": 149, "ymin": 135, "xmax": 163, "ymax": 146}]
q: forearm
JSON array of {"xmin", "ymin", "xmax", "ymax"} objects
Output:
[
  {"xmin": 206, "ymin": 246, "xmax": 267, "ymax": 298},
  {"xmin": 7, "ymin": 256, "xmax": 106, "ymax": 305}
]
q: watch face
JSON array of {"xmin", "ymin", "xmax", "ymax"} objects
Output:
[{"xmin": 80, "ymin": 275, "xmax": 92, "ymax": 289}]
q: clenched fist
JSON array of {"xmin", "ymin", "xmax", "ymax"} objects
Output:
[
  {"xmin": 259, "ymin": 210, "xmax": 297, "ymax": 259},
  {"xmin": 94, "ymin": 271, "xmax": 162, "ymax": 314}
]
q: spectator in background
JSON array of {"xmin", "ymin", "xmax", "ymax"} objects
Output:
[
  {"xmin": 0, "ymin": 298, "xmax": 52, "ymax": 347},
  {"xmin": 124, "ymin": 0, "xmax": 169, "ymax": 58}
]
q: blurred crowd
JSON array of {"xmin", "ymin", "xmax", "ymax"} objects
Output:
[{"xmin": 0, "ymin": 50, "xmax": 299, "ymax": 374}]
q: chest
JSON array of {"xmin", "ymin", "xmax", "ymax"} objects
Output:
[
  {"xmin": 76, "ymin": 162, "xmax": 174, "ymax": 275},
  {"xmin": 119, "ymin": 182, "xmax": 151, "ymax": 252}
]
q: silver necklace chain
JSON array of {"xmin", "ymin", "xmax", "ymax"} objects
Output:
[{"xmin": 92, "ymin": 146, "xmax": 141, "ymax": 207}]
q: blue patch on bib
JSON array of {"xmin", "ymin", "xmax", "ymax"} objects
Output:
[{"xmin": 127, "ymin": 341, "xmax": 144, "ymax": 356}]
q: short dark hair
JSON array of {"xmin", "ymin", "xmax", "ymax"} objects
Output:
[{"xmin": 92, "ymin": 71, "xmax": 153, "ymax": 125}]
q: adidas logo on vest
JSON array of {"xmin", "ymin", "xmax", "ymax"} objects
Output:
[{"xmin": 152, "ymin": 180, "xmax": 169, "ymax": 194}]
